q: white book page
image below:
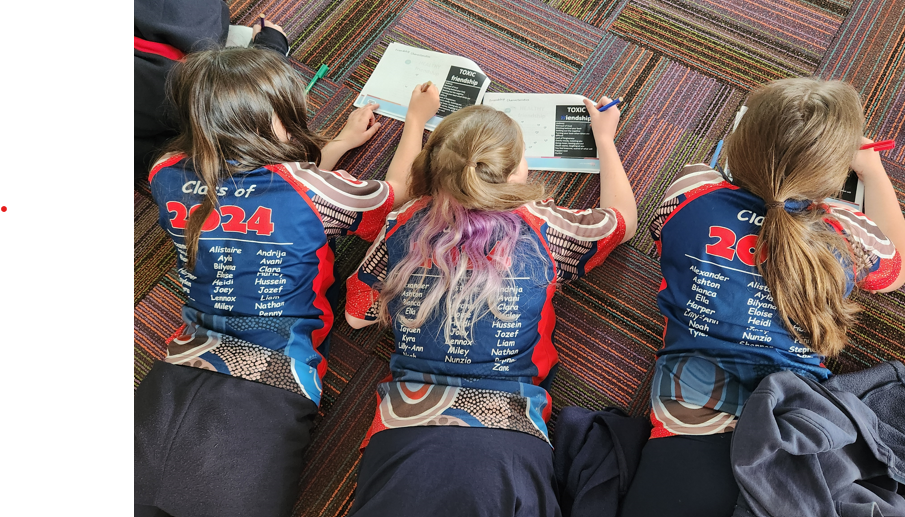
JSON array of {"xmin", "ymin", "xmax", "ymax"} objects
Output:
[
  {"xmin": 482, "ymin": 93, "xmax": 600, "ymax": 173},
  {"xmin": 353, "ymin": 42, "xmax": 491, "ymax": 130},
  {"xmin": 225, "ymin": 25, "xmax": 254, "ymax": 48}
]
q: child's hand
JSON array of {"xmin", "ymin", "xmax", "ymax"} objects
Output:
[
  {"xmin": 334, "ymin": 102, "xmax": 383, "ymax": 149},
  {"xmin": 406, "ymin": 83, "xmax": 440, "ymax": 125},
  {"xmin": 251, "ymin": 17, "xmax": 287, "ymax": 39},
  {"xmin": 851, "ymin": 137, "xmax": 887, "ymax": 182},
  {"xmin": 583, "ymin": 95, "xmax": 621, "ymax": 144}
]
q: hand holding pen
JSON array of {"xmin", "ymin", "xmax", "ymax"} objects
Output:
[
  {"xmin": 583, "ymin": 95, "xmax": 621, "ymax": 143},
  {"xmin": 252, "ymin": 14, "xmax": 287, "ymax": 40},
  {"xmin": 407, "ymin": 82, "xmax": 440, "ymax": 125}
]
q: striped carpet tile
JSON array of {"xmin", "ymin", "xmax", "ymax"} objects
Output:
[
  {"xmin": 816, "ymin": 0, "xmax": 905, "ymax": 165},
  {"xmin": 877, "ymin": 86, "xmax": 905, "ymax": 167},
  {"xmin": 830, "ymin": 289, "xmax": 905, "ymax": 373},
  {"xmin": 310, "ymin": 87, "xmax": 362, "ymax": 140},
  {"xmin": 293, "ymin": 355, "xmax": 391, "ymax": 517},
  {"xmin": 547, "ymin": 366, "xmax": 622, "ymax": 432},
  {"xmin": 287, "ymin": 58, "xmax": 363, "ymax": 139},
  {"xmin": 346, "ymin": 0, "xmax": 603, "ymax": 94},
  {"xmin": 316, "ymin": 331, "xmax": 383, "ymax": 419},
  {"xmin": 428, "ymin": 0, "xmax": 605, "ymax": 74},
  {"xmin": 541, "ymin": 0, "xmax": 625, "ymax": 28},
  {"xmin": 331, "ymin": 237, "xmax": 380, "ymax": 291},
  {"xmin": 610, "ymin": 0, "xmax": 849, "ymax": 90},
  {"xmin": 626, "ymin": 364, "xmax": 658, "ymax": 417},
  {"xmin": 134, "ymin": 271, "xmax": 184, "ymax": 387},
  {"xmin": 330, "ymin": 117, "xmax": 410, "ymax": 182},
  {"xmin": 567, "ymin": 33, "xmax": 658, "ymax": 105},
  {"xmin": 134, "ymin": 191, "xmax": 177, "ymax": 304},
  {"xmin": 610, "ymin": 57, "xmax": 746, "ymax": 254},
  {"xmin": 551, "ymin": 245, "xmax": 663, "ymax": 408},
  {"xmin": 288, "ymin": 0, "xmax": 417, "ymax": 82},
  {"xmin": 227, "ymin": 0, "xmax": 277, "ymax": 24},
  {"xmin": 228, "ymin": 0, "xmax": 333, "ymax": 38}
]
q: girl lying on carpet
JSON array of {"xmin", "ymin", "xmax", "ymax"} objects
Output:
[
  {"xmin": 343, "ymin": 98, "xmax": 637, "ymax": 517},
  {"xmin": 620, "ymin": 77, "xmax": 905, "ymax": 517},
  {"xmin": 135, "ymin": 46, "xmax": 439, "ymax": 517}
]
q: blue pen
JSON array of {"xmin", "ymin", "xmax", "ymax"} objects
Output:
[
  {"xmin": 597, "ymin": 97, "xmax": 623, "ymax": 112},
  {"xmin": 710, "ymin": 140, "xmax": 724, "ymax": 168}
]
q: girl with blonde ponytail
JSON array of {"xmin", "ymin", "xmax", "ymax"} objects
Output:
[
  {"xmin": 621, "ymin": 77, "xmax": 905, "ymax": 517},
  {"xmin": 136, "ymin": 46, "xmax": 441, "ymax": 517},
  {"xmin": 345, "ymin": 98, "xmax": 637, "ymax": 517}
]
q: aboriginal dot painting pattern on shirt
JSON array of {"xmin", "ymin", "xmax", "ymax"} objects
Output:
[{"xmin": 134, "ymin": 0, "xmax": 905, "ymax": 514}]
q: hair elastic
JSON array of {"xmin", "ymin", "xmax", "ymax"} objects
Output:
[
  {"xmin": 466, "ymin": 161, "xmax": 477, "ymax": 168},
  {"xmin": 764, "ymin": 201, "xmax": 785, "ymax": 210}
]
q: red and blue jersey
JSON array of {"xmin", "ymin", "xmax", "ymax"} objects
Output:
[
  {"xmin": 150, "ymin": 155, "xmax": 394, "ymax": 405},
  {"xmin": 347, "ymin": 197, "xmax": 626, "ymax": 445},
  {"xmin": 648, "ymin": 164, "xmax": 901, "ymax": 437}
]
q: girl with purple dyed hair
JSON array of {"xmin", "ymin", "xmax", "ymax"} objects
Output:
[{"xmin": 344, "ymin": 96, "xmax": 637, "ymax": 517}]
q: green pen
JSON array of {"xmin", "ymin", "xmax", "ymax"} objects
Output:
[{"xmin": 305, "ymin": 64, "xmax": 329, "ymax": 93}]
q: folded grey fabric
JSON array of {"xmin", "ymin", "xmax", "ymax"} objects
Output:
[
  {"xmin": 823, "ymin": 360, "xmax": 905, "ymax": 481},
  {"xmin": 730, "ymin": 361, "xmax": 905, "ymax": 517}
]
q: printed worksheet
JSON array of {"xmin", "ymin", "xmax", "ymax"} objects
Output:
[
  {"xmin": 354, "ymin": 42, "xmax": 491, "ymax": 131},
  {"xmin": 482, "ymin": 93, "xmax": 600, "ymax": 173}
]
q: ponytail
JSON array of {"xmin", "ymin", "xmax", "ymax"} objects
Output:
[
  {"xmin": 725, "ymin": 77, "xmax": 864, "ymax": 356},
  {"xmin": 755, "ymin": 202, "xmax": 858, "ymax": 356}
]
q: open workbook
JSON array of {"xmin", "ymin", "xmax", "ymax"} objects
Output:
[{"xmin": 353, "ymin": 43, "xmax": 601, "ymax": 173}]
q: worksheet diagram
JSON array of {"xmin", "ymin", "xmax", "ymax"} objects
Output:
[
  {"xmin": 354, "ymin": 42, "xmax": 490, "ymax": 131},
  {"xmin": 483, "ymin": 93, "xmax": 600, "ymax": 173}
]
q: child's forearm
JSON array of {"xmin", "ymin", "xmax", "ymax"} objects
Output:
[
  {"xmin": 862, "ymin": 168, "xmax": 905, "ymax": 291},
  {"xmin": 598, "ymin": 140, "xmax": 637, "ymax": 242},
  {"xmin": 385, "ymin": 122, "xmax": 426, "ymax": 208},
  {"xmin": 318, "ymin": 139, "xmax": 350, "ymax": 171}
]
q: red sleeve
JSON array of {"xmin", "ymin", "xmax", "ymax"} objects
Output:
[
  {"xmin": 521, "ymin": 199, "xmax": 625, "ymax": 283},
  {"xmin": 346, "ymin": 224, "xmax": 390, "ymax": 321},
  {"xmin": 346, "ymin": 271, "xmax": 382, "ymax": 321},
  {"xmin": 649, "ymin": 164, "xmax": 728, "ymax": 250},
  {"xmin": 829, "ymin": 206, "xmax": 902, "ymax": 291},
  {"xmin": 352, "ymin": 184, "xmax": 394, "ymax": 242},
  {"xmin": 280, "ymin": 161, "xmax": 394, "ymax": 242}
]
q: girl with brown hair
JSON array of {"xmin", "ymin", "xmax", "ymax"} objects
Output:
[
  {"xmin": 135, "ymin": 46, "xmax": 440, "ymax": 517},
  {"xmin": 344, "ymin": 96, "xmax": 637, "ymax": 517},
  {"xmin": 620, "ymin": 77, "xmax": 905, "ymax": 516}
]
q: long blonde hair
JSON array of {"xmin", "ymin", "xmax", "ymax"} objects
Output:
[
  {"xmin": 378, "ymin": 105, "xmax": 546, "ymax": 342},
  {"xmin": 725, "ymin": 77, "xmax": 863, "ymax": 356}
]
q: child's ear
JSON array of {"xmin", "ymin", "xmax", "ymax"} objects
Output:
[
  {"xmin": 507, "ymin": 156, "xmax": 529, "ymax": 184},
  {"xmin": 271, "ymin": 113, "xmax": 291, "ymax": 143}
]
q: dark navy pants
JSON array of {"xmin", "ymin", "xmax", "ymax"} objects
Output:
[
  {"xmin": 134, "ymin": 361, "xmax": 318, "ymax": 517},
  {"xmin": 350, "ymin": 426, "xmax": 561, "ymax": 517},
  {"xmin": 619, "ymin": 433, "xmax": 740, "ymax": 517}
]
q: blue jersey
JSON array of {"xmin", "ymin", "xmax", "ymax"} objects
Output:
[
  {"xmin": 348, "ymin": 197, "xmax": 626, "ymax": 445},
  {"xmin": 150, "ymin": 155, "xmax": 394, "ymax": 404},
  {"xmin": 648, "ymin": 164, "xmax": 901, "ymax": 437}
]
